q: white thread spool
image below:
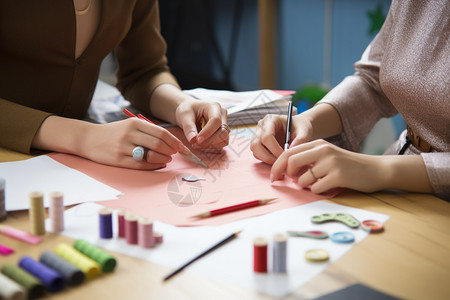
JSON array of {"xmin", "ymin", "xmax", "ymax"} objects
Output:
[
  {"xmin": 272, "ymin": 233, "xmax": 288, "ymax": 273},
  {"xmin": 0, "ymin": 272, "xmax": 26, "ymax": 300}
]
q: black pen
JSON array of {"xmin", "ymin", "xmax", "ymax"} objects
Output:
[
  {"xmin": 163, "ymin": 230, "xmax": 242, "ymax": 281},
  {"xmin": 284, "ymin": 100, "xmax": 293, "ymax": 150}
]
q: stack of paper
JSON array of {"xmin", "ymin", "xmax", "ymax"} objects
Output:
[
  {"xmin": 88, "ymin": 81, "xmax": 296, "ymax": 126},
  {"xmin": 184, "ymin": 88, "xmax": 296, "ymax": 126}
]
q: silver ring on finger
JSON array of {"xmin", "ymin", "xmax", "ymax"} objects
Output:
[
  {"xmin": 310, "ymin": 167, "xmax": 318, "ymax": 181},
  {"xmin": 221, "ymin": 124, "xmax": 231, "ymax": 133},
  {"xmin": 132, "ymin": 146, "xmax": 145, "ymax": 161}
]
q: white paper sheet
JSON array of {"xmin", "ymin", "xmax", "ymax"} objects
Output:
[
  {"xmin": 0, "ymin": 156, "xmax": 122, "ymax": 211},
  {"xmin": 55, "ymin": 201, "xmax": 389, "ymax": 297},
  {"xmin": 183, "ymin": 88, "xmax": 296, "ymax": 126}
]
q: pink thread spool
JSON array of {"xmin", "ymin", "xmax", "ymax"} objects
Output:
[
  {"xmin": 49, "ymin": 192, "xmax": 64, "ymax": 232},
  {"xmin": 153, "ymin": 232, "xmax": 163, "ymax": 244},
  {"xmin": 138, "ymin": 218, "xmax": 154, "ymax": 249},
  {"xmin": 124, "ymin": 214, "xmax": 138, "ymax": 244}
]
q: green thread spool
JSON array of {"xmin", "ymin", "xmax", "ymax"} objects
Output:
[
  {"xmin": 73, "ymin": 239, "xmax": 117, "ymax": 272},
  {"xmin": 1, "ymin": 264, "xmax": 46, "ymax": 299}
]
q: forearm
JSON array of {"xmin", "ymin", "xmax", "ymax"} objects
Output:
[
  {"xmin": 381, "ymin": 155, "xmax": 432, "ymax": 193},
  {"xmin": 299, "ymin": 102, "xmax": 343, "ymax": 140},
  {"xmin": 150, "ymin": 84, "xmax": 188, "ymax": 125},
  {"xmin": 31, "ymin": 116, "xmax": 94, "ymax": 155}
]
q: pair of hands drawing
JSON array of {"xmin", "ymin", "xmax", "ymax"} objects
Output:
[
  {"xmin": 250, "ymin": 114, "xmax": 391, "ymax": 194},
  {"xmin": 82, "ymin": 99, "xmax": 229, "ymax": 170}
]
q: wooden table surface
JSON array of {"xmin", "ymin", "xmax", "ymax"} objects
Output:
[{"xmin": 1, "ymin": 148, "xmax": 449, "ymax": 300}]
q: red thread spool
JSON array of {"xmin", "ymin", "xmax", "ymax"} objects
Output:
[
  {"xmin": 138, "ymin": 218, "xmax": 155, "ymax": 249},
  {"xmin": 253, "ymin": 237, "xmax": 268, "ymax": 273},
  {"xmin": 117, "ymin": 211, "xmax": 126, "ymax": 238},
  {"xmin": 124, "ymin": 214, "xmax": 138, "ymax": 244}
]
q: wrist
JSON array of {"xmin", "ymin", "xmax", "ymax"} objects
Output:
[
  {"xmin": 300, "ymin": 103, "xmax": 342, "ymax": 139},
  {"xmin": 33, "ymin": 116, "xmax": 93, "ymax": 155}
]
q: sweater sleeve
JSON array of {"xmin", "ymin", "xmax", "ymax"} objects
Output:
[
  {"xmin": 114, "ymin": 0, "xmax": 179, "ymax": 115},
  {"xmin": 318, "ymin": 5, "xmax": 398, "ymax": 152},
  {"xmin": 422, "ymin": 153, "xmax": 450, "ymax": 201},
  {"xmin": 0, "ymin": 99, "xmax": 52, "ymax": 154}
]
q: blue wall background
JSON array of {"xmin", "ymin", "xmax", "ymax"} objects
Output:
[
  {"xmin": 208, "ymin": 0, "xmax": 405, "ymax": 154},
  {"xmin": 210, "ymin": 0, "xmax": 391, "ymax": 91}
]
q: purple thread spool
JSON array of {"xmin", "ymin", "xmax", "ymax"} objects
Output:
[
  {"xmin": 18, "ymin": 256, "xmax": 64, "ymax": 292},
  {"xmin": 99, "ymin": 208, "xmax": 113, "ymax": 239}
]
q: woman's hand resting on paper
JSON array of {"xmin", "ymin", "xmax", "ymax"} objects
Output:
[
  {"xmin": 32, "ymin": 116, "xmax": 191, "ymax": 170},
  {"xmin": 270, "ymin": 139, "xmax": 390, "ymax": 193}
]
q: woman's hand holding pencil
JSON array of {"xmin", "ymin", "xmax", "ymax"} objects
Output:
[{"xmin": 123, "ymin": 109, "xmax": 208, "ymax": 168}]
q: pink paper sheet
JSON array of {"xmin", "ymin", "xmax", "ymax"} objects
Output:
[{"xmin": 48, "ymin": 129, "xmax": 335, "ymax": 226}]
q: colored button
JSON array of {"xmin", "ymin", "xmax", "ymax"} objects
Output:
[
  {"xmin": 311, "ymin": 213, "xmax": 360, "ymax": 228},
  {"xmin": 330, "ymin": 231, "xmax": 355, "ymax": 243},
  {"xmin": 287, "ymin": 230, "xmax": 329, "ymax": 239},
  {"xmin": 305, "ymin": 249, "xmax": 329, "ymax": 262},
  {"xmin": 361, "ymin": 220, "xmax": 384, "ymax": 233}
]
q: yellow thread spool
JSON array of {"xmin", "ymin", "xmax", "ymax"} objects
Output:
[
  {"xmin": 54, "ymin": 243, "xmax": 101, "ymax": 279},
  {"xmin": 29, "ymin": 191, "xmax": 45, "ymax": 235}
]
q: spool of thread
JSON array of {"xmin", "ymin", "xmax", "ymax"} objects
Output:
[
  {"xmin": 117, "ymin": 210, "xmax": 126, "ymax": 238},
  {"xmin": 138, "ymin": 218, "xmax": 155, "ymax": 249},
  {"xmin": 40, "ymin": 251, "xmax": 85, "ymax": 286},
  {"xmin": 1, "ymin": 264, "xmax": 46, "ymax": 299},
  {"xmin": 272, "ymin": 233, "xmax": 288, "ymax": 273},
  {"xmin": 0, "ymin": 272, "xmax": 26, "ymax": 300},
  {"xmin": 18, "ymin": 256, "xmax": 64, "ymax": 293},
  {"xmin": 54, "ymin": 243, "xmax": 101, "ymax": 279},
  {"xmin": 49, "ymin": 192, "xmax": 64, "ymax": 232},
  {"xmin": 0, "ymin": 178, "xmax": 7, "ymax": 221},
  {"xmin": 153, "ymin": 232, "xmax": 163, "ymax": 244},
  {"xmin": 253, "ymin": 237, "xmax": 268, "ymax": 273},
  {"xmin": 125, "ymin": 214, "xmax": 138, "ymax": 245},
  {"xmin": 98, "ymin": 208, "xmax": 113, "ymax": 239},
  {"xmin": 29, "ymin": 191, "xmax": 45, "ymax": 235},
  {"xmin": 73, "ymin": 239, "xmax": 117, "ymax": 272}
]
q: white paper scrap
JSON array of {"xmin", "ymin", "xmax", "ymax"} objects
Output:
[{"xmin": 0, "ymin": 156, "xmax": 122, "ymax": 211}]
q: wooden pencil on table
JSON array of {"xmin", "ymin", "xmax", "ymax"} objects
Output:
[
  {"xmin": 191, "ymin": 198, "xmax": 277, "ymax": 218},
  {"xmin": 163, "ymin": 230, "xmax": 242, "ymax": 281}
]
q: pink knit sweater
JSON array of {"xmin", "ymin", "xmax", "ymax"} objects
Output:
[{"xmin": 319, "ymin": 0, "xmax": 450, "ymax": 200}]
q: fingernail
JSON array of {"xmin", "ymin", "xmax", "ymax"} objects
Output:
[
  {"xmin": 197, "ymin": 136, "xmax": 205, "ymax": 144},
  {"xmin": 270, "ymin": 174, "xmax": 275, "ymax": 182},
  {"xmin": 187, "ymin": 131, "xmax": 197, "ymax": 144}
]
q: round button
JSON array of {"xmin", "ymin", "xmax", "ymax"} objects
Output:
[
  {"xmin": 330, "ymin": 231, "xmax": 355, "ymax": 243},
  {"xmin": 305, "ymin": 249, "xmax": 329, "ymax": 262},
  {"xmin": 361, "ymin": 220, "xmax": 384, "ymax": 233}
]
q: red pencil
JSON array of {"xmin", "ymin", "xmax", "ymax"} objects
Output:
[
  {"xmin": 123, "ymin": 108, "xmax": 155, "ymax": 124},
  {"xmin": 191, "ymin": 198, "xmax": 277, "ymax": 218}
]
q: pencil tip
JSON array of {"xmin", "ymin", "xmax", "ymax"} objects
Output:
[{"xmin": 234, "ymin": 229, "xmax": 243, "ymax": 236}]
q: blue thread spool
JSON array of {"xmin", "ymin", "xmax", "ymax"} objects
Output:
[
  {"xmin": 99, "ymin": 208, "xmax": 113, "ymax": 239},
  {"xmin": 19, "ymin": 256, "xmax": 64, "ymax": 292}
]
